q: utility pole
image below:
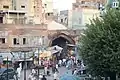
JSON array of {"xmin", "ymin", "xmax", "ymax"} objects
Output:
[
  {"xmin": 24, "ymin": 52, "xmax": 26, "ymax": 80},
  {"xmin": 38, "ymin": 48, "xmax": 40, "ymax": 80},
  {"xmin": 7, "ymin": 56, "xmax": 8, "ymax": 80}
]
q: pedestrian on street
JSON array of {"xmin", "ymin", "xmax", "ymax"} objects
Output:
[
  {"xmin": 41, "ymin": 75, "xmax": 47, "ymax": 80},
  {"xmin": 73, "ymin": 69, "xmax": 77, "ymax": 75},
  {"xmin": 53, "ymin": 72, "xmax": 58, "ymax": 80},
  {"xmin": 44, "ymin": 66, "xmax": 48, "ymax": 75},
  {"xmin": 55, "ymin": 64, "xmax": 59, "ymax": 73},
  {"xmin": 39, "ymin": 73, "xmax": 43, "ymax": 79},
  {"xmin": 58, "ymin": 59, "xmax": 62, "ymax": 67},
  {"xmin": 17, "ymin": 63, "xmax": 22, "ymax": 79},
  {"xmin": 32, "ymin": 69, "xmax": 36, "ymax": 74},
  {"xmin": 63, "ymin": 58, "xmax": 66, "ymax": 66}
]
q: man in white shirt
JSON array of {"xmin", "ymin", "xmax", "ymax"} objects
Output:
[
  {"xmin": 44, "ymin": 66, "xmax": 48, "ymax": 75},
  {"xmin": 53, "ymin": 72, "xmax": 58, "ymax": 80},
  {"xmin": 32, "ymin": 69, "xmax": 36, "ymax": 74},
  {"xmin": 63, "ymin": 58, "xmax": 66, "ymax": 66},
  {"xmin": 56, "ymin": 64, "xmax": 58, "ymax": 69},
  {"xmin": 58, "ymin": 60, "xmax": 62, "ymax": 67}
]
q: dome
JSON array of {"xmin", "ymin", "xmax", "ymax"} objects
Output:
[{"xmin": 47, "ymin": 21, "xmax": 67, "ymax": 30}]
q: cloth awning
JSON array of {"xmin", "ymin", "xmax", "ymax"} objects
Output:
[
  {"xmin": 39, "ymin": 51, "xmax": 52, "ymax": 58},
  {"xmin": 47, "ymin": 45, "xmax": 63, "ymax": 54},
  {"xmin": 0, "ymin": 53, "xmax": 13, "ymax": 61},
  {"xmin": 51, "ymin": 50, "xmax": 59, "ymax": 54},
  {"xmin": 67, "ymin": 44, "xmax": 76, "ymax": 47}
]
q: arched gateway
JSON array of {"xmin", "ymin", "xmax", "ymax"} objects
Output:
[
  {"xmin": 49, "ymin": 33, "xmax": 75, "ymax": 47},
  {"xmin": 49, "ymin": 33, "xmax": 76, "ymax": 59}
]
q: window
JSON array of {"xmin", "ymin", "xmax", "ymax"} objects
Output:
[
  {"xmin": 48, "ymin": 13, "xmax": 50, "ymax": 16},
  {"xmin": 13, "ymin": 38, "xmax": 19, "ymax": 45},
  {"xmin": 33, "ymin": 6, "xmax": 35, "ymax": 8},
  {"xmin": 81, "ymin": 1, "xmax": 85, "ymax": 4},
  {"xmin": 0, "ymin": 17, "xmax": 3, "ymax": 23},
  {"xmin": 21, "ymin": 5, "xmax": 25, "ymax": 8},
  {"xmin": 14, "ymin": 6, "xmax": 16, "ymax": 10},
  {"xmin": 23, "ymin": 38, "xmax": 26, "ymax": 44},
  {"xmin": 0, "ymin": 38, "xmax": 5, "ymax": 44},
  {"xmin": 65, "ymin": 18, "xmax": 67, "ymax": 20},
  {"xmin": 3, "ymin": 6, "xmax": 9, "ymax": 9},
  {"xmin": 44, "ymin": 4, "xmax": 47, "ymax": 8},
  {"xmin": 79, "ymin": 18, "xmax": 82, "ymax": 24},
  {"xmin": 13, "ymin": 38, "xmax": 16, "ymax": 44},
  {"xmin": 61, "ymin": 19, "xmax": 63, "ymax": 23}
]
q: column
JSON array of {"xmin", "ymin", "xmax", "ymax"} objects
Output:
[
  {"xmin": 17, "ymin": 13, "xmax": 19, "ymax": 24},
  {"xmin": 7, "ymin": 12, "xmax": 9, "ymax": 24}
]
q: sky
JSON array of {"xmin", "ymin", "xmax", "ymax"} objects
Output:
[{"xmin": 53, "ymin": 0, "xmax": 75, "ymax": 11}]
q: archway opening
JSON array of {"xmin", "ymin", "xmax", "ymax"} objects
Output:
[
  {"xmin": 51, "ymin": 37, "xmax": 70, "ymax": 47},
  {"xmin": 51, "ymin": 36, "xmax": 75, "ymax": 59}
]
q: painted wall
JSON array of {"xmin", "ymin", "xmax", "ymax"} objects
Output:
[
  {"xmin": 72, "ymin": 9, "xmax": 83, "ymax": 29},
  {"xmin": 82, "ymin": 8, "xmax": 100, "ymax": 25},
  {"xmin": 71, "ymin": 8, "xmax": 100, "ymax": 29},
  {"xmin": 43, "ymin": 0, "xmax": 54, "ymax": 13}
]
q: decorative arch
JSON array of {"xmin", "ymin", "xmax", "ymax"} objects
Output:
[{"xmin": 49, "ymin": 33, "xmax": 75, "ymax": 46}]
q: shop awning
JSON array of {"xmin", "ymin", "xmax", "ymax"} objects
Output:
[
  {"xmin": 39, "ymin": 51, "xmax": 52, "ymax": 58},
  {"xmin": 67, "ymin": 44, "xmax": 76, "ymax": 47},
  {"xmin": 47, "ymin": 45, "xmax": 63, "ymax": 54}
]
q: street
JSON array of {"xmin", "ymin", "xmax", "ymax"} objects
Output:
[{"xmin": 20, "ymin": 66, "xmax": 72, "ymax": 80}]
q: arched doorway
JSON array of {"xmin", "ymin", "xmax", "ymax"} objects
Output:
[
  {"xmin": 50, "ymin": 33, "xmax": 75, "ymax": 59},
  {"xmin": 52, "ymin": 37, "xmax": 71, "ymax": 47},
  {"xmin": 50, "ymin": 33, "xmax": 75, "ymax": 47}
]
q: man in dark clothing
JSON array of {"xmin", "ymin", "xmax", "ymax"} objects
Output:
[{"xmin": 41, "ymin": 75, "xmax": 47, "ymax": 80}]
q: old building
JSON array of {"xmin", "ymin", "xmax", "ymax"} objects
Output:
[
  {"xmin": 12, "ymin": 0, "xmax": 43, "ymax": 24},
  {"xmin": 42, "ymin": 0, "xmax": 54, "ymax": 22},
  {"xmin": 0, "ymin": 21, "xmax": 81, "ymax": 52},
  {"xmin": 0, "ymin": 10, "xmax": 26, "ymax": 24},
  {"xmin": 56, "ymin": 0, "xmax": 107, "ymax": 29},
  {"xmin": 58, "ymin": 10, "xmax": 69, "ymax": 26},
  {"xmin": 0, "ymin": 0, "xmax": 45, "ymax": 24}
]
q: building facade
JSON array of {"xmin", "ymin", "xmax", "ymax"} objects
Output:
[
  {"xmin": 57, "ymin": 0, "xmax": 107, "ymax": 29},
  {"xmin": 12, "ymin": 0, "xmax": 43, "ymax": 24},
  {"xmin": 0, "ymin": 23, "xmax": 80, "ymax": 52},
  {"xmin": 58, "ymin": 10, "xmax": 69, "ymax": 26},
  {"xmin": 0, "ymin": 0, "xmax": 45, "ymax": 24},
  {"xmin": 0, "ymin": 10, "xmax": 26, "ymax": 24}
]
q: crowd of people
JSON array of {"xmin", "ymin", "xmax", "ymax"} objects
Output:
[
  {"xmin": 14, "ymin": 56, "xmax": 85, "ymax": 80},
  {"xmin": 27, "ymin": 56, "xmax": 85, "ymax": 80}
]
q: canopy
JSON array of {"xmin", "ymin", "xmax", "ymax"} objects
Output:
[
  {"xmin": 39, "ymin": 51, "xmax": 52, "ymax": 58},
  {"xmin": 0, "ymin": 53, "xmax": 13, "ymax": 61},
  {"xmin": 67, "ymin": 44, "xmax": 76, "ymax": 47},
  {"xmin": 47, "ymin": 45, "xmax": 63, "ymax": 54}
]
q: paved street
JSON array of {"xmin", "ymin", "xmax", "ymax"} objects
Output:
[
  {"xmin": 20, "ymin": 69, "xmax": 31, "ymax": 80},
  {"xmin": 20, "ymin": 66, "xmax": 72, "ymax": 80}
]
